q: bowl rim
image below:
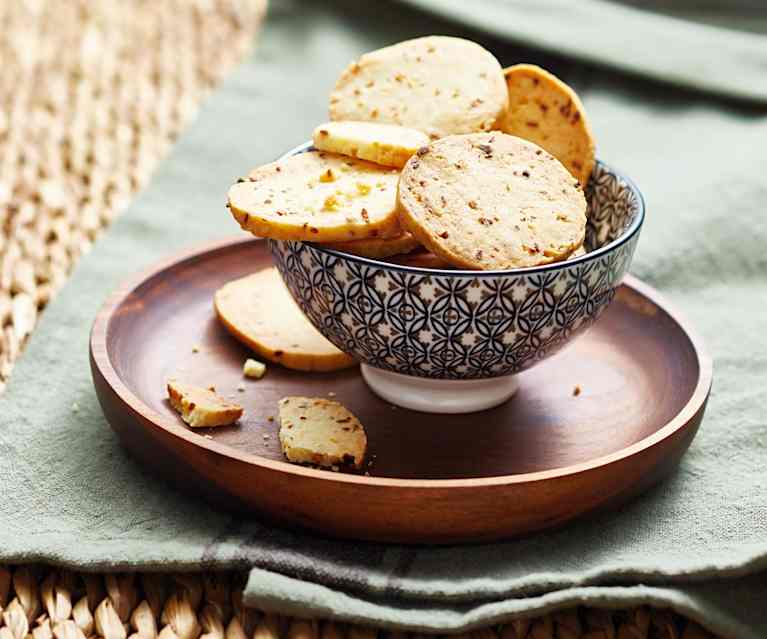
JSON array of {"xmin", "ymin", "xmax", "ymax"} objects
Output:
[{"xmin": 279, "ymin": 140, "xmax": 645, "ymax": 277}]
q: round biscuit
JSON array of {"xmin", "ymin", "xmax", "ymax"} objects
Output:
[
  {"xmin": 329, "ymin": 36, "xmax": 507, "ymax": 140},
  {"xmin": 397, "ymin": 133, "xmax": 587, "ymax": 270},
  {"xmin": 227, "ymin": 151, "xmax": 401, "ymax": 242},
  {"xmin": 318, "ymin": 232, "xmax": 420, "ymax": 259},
  {"xmin": 499, "ymin": 64, "xmax": 596, "ymax": 186},
  {"xmin": 312, "ymin": 121, "xmax": 429, "ymax": 169},
  {"xmin": 214, "ymin": 268, "xmax": 357, "ymax": 372}
]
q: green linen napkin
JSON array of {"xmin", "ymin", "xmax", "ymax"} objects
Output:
[
  {"xmin": 398, "ymin": 0, "xmax": 767, "ymax": 102},
  {"xmin": 2, "ymin": 1, "xmax": 766, "ymax": 637}
]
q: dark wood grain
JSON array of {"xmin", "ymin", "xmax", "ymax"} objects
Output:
[{"xmin": 90, "ymin": 237, "xmax": 712, "ymax": 544}]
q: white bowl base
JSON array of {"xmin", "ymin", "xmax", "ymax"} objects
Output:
[{"xmin": 361, "ymin": 364, "xmax": 518, "ymax": 414}]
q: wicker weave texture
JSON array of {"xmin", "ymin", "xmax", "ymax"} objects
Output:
[
  {"xmin": 0, "ymin": 567, "xmax": 719, "ymax": 639},
  {"xmin": 0, "ymin": 0, "xmax": 266, "ymax": 391}
]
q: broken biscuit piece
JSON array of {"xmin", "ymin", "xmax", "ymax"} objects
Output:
[
  {"xmin": 278, "ymin": 396, "xmax": 367, "ymax": 469},
  {"xmin": 167, "ymin": 380, "xmax": 243, "ymax": 428}
]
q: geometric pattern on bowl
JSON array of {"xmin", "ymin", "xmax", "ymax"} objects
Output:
[{"xmin": 271, "ymin": 156, "xmax": 644, "ymax": 379}]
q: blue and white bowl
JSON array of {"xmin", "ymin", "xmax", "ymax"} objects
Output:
[{"xmin": 271, "ymin": 143, "xmax": 644, "ymax": 413}]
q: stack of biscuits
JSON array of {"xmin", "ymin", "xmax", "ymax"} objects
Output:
[{"xmin": 227, "ymin": 36, "xmax": 596, "ymax": 270}]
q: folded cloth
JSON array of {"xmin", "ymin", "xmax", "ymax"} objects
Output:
[
  {"xmin": 2, "ymin": 1, "xmax": 766, "ymax": 637},
  {"xmin": 398, "ymin": 0, "xmax": 767, "ymax": 103}
]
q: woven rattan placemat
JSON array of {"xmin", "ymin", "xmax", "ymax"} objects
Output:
[
  {"xmin": 0, "ymin": 2, "xmax": 722, "ymax": 637},
  {"xmin": 0, "ymin": 0, "xmax": 264, "ymax": 390},
  {"xmin": 0, "ymin": 566, "xmax": 717, "ymax": 639}
]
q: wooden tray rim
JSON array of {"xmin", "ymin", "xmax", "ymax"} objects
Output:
[{"xmin": 90, "ymin": 236, "xmax": 713, "ymax": 489}]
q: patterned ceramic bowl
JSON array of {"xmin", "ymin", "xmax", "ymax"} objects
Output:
[{"xmin": 270, "ymin": 142, "xmax": 644, "ymax": 413}]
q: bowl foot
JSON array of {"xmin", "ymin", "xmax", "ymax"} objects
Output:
[{"xmin": 361, "ymin": 364, "xmax": 518, "ymax": 414}]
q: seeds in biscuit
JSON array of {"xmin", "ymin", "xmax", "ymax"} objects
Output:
[
  {"xmin": 329, "ymin": 36, "xmax": 507, "ymax": 140},
  {"xmin": 317, "ymin": 232, "xmax": 420, "ymax": 259},
  {"xmin": 313, "ymin": 121, "xmax": 429, "ymax": 169},
  {"xmin": 227, "ymin": 151, "xmax": 401, "ymax": 242},
  {"xmin": 397, "ymin": 132, "xmax": 587, "ymax": 270},
  {"xmin": 167, "ymin": 380, "xmax": 243, "ymax": 428},
  {"xmin": 214, "ymin": 268, "xmax": 357, "ymax": 372},
  {"xmin": 278, "ymin": 397, "xmax": 367, "ymax": 469},
  {"xmin": 499, "ymin": 64, "xmax": 596, "ymax": 186}
]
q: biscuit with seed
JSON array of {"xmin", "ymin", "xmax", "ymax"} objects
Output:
[
  {"xmin": 228, "ymin": 151, "xmax": 401, "ymax": 242},
  {"xmin": 313, "ymin": 121, "xmax": 429, "ymax": 169},
  {"xmin": 167, "ymin": 380, "xmax": 243, "ymax": 428},
  {"xmin": 397, "ymin": 133, "xmax": 587, "ymax": 270},
  {"xmin": 278, "ymin": 397, "xmax": 367, "ymax": 469},
  {"xmin": 318, "ymin": 232, "xmax": 420, "ymax": 258},
  {"xmin": 329, "ymin": 36, "xmax": 507, "ymax": 140},
  {"xmin": 499, "ymin": 64, "xmax": 596, "ymax": 186},
  {"xmin": 214, "ymin": 268, "xmax": 357, "ymax": 372}
]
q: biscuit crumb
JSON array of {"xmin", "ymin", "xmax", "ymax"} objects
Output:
[
  {"xmin": 71, "ymin": 402, "xmax": 79, "ymax": 413},
  {"xmin": 573, "ymin": 385, "xmax": 582, "ymax": 397},
  {"xmin": 192, "ymin": 344, "xmax": 201, "ymax": 353},
  {"xmin": 237, "ymin": 383, "xmax": 246, "ymax": 392},
  {"xmin": 267, "ymin": 415, "xmax": 274, "ymax": 422},
  {"xmin": 243, "ymin": 358, "xmax": 267, "ymax": 379}
]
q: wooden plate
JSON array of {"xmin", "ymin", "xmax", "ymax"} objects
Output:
[{"xmin": 90, "ymin": 237, "xmax": 712, "ymax": 544}]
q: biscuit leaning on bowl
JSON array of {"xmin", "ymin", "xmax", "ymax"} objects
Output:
[
  {"xmin": 317, "ymin": 232, "xmax": 421, "ymax": 258},
  {"xmin": 278, "ymin": 396, "xmax": 367, "ymax": 469},
  {"xmin": 227, "ymin": 151, "xmax": 401, "ymax": 242},
  {"xmin": 214, "ymin": 268, "xmax": 357, "ymax": 372},
  {"xmin": 312, "ymin": 121, "xmax": 429, "ymax": 169},
  {"xmin": 499, "ymin": 64, "xmax": 596, "ymax": 187},
  {"xmin": 397, "ymin": 132, "xmax": 587, "ymax": 270},
  {"xmin": 329, "ymin": 36, "xmax": 508, "ymax": 140},
  {"xmin": 167, "ymin": 380, "xmax": 243, "ymax": 428}
]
